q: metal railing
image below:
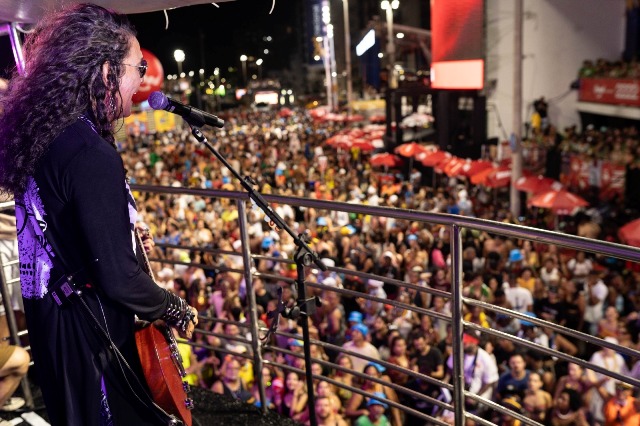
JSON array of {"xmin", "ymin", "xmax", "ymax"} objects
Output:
[
  {"xmin": 3, "ymin": 186, "xmax": 640, "ymax": 426},
  {"xmin": 132, "ymin": 184, "xmax": 640, "ymax": 426}
]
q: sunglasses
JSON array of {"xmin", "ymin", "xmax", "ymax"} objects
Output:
[{"xmin": 122, "ymin": 58, "xmax": 148, "ymax": 78}]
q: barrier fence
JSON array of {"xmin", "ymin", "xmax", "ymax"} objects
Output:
[{"xmin": 2, "ymin": 187, "xmax": 640, "ymax": 426}]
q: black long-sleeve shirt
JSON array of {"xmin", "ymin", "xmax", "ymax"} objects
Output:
[{"xmin": 17, "ymin": 119, "xmax": 172, "ymax": 425}]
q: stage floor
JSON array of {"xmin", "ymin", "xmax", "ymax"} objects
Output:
[{"xmin": 1, "ymin": 379, "xmax": 301, "ymax": 426}]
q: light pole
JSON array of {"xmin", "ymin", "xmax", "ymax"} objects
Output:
[
  {"xmin": 214, "ymin": 67, "xmax": 221, "ymax": 109},
  {"xmin": 381, "ymin": 0, "xmax": 399, "ymax": 89},
  {"xmin": 240, "ymin": 54, "xmax": 248, "ymax": 86},
  {"xmin": 343, "ymin": 0, "xmax": 353, "ymax": 116},
  {"xmin": 256, "ymin": 58, "xmax": 263, "ymax": 80},
  {"xmin": 174, "ymin": 49, "xmax": 185, "ymax": 76}
]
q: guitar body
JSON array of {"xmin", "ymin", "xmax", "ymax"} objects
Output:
[{"xmin": 135, "ymin": 321, "xmax": 193, "ymax": 426}]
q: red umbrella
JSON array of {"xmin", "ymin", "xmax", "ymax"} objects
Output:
[
  {"xmin": 471, "ymin": 166, "xmax": 500, "ymax": 185},
  {"xmin": 619, "ymin": 218, "xmax": 640, "ymax": 247},
  {"xmin": 325, "ymin": 134, "xmax": 351, "ymax": 148},
  {"xmin": 515, "ymin": 175, "xmax": 562, "ymax": 194},
  {"xmin": 278, "ymin": 107, "xmax": 293, "ymax": 118},
  {"xmin": 370, "ymin": 153, "xmax": 403, "ymax": 168},
  {"xmin": 461, "ymin": 160, "xmax": 494, "ymax": 177},
  {"xmin": 484, "ymin": 169, "xmax": 514, "ymax": 188},
  {"xmin": 527, "ymin": 189, "xmax": 589, "ymax": 214},
  {"xmin": 351, "ymin": 138, "xmax": 376, "ymax": 152},
  {"xmin": 394, "ymin": 142, "xmax": 426, "ymax": 158},
  {"xmin": 346, "ymin": 114, "xmax": 365, "ymax": 122},
  {"xmin": 443, "ymin": 157, "xmax": 468, "ymax": 177},
  {"xmin": 369, "ymin": 114, "xmax": 386, "ymax": 123},
  {"xmin": 470, "ymin": 166, "xmax": 512, "ymax": 187},
  {"xmin": 418, "ymin": 150, "xmax": 451, "ymax": 167}
]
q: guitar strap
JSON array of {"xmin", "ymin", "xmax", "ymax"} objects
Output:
[{"xmin": 31, "ymin": 213, "xmax": 182, "ymax": 426}]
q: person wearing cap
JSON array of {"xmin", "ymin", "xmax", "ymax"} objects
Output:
[
  {"xmin": 445, "ymin": 331, "xmax": 499, "ymax": 414},
  {"xmin": 344, "ymin": 361, "xmax": 402, "ymax": 425},
  {"xmin": 354, "ymin": 391, "xmax": 391, "ymax": 426},
  {"xmin": 342, "ymin": 323, "xmax": 381, "ymax": 374},
  {"xmin": 495, "ymin": 395, "xmax": 524, "ymax": 426},
  {"xmin": 602, "ymin": 381, "xmax": 640, "ymax": 426}
]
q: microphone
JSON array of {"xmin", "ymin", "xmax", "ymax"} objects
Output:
[{"xmin": 148, "ymin": 91, "xmax": 224, "ymax": 128}]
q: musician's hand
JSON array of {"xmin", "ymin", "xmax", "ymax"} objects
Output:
[
  {"xmin": 178, "ymin": 306, "xmax": 198, "ymax": 339},
  {"xmin": 135, "ymin": 223, "xmax": 155, "ymax": 253}
]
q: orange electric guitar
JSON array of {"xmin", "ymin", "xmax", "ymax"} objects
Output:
[{"xmin": 133, "ymin": 228, "xmax": 194, "ymax": 426}]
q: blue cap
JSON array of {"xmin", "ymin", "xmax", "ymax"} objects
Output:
[
  {"xmin": 261, "ymin": 237, "xmax": 274, "ymax": 250},
  {"xmin": 348, "ymin": 311, "xmax": 363, "ymax": 323},
  {"xmin": 407, "ymin": 234, "xmax": 418, "ymax": 241},
  {"xmin": 317, "ymin": 217, "xmax": 328, "ymax": 226},
  {"xmin": 223, "ymin": 176, "xmax": 231, "ymax": 184},
  {"xmin": 520, "ymin": 311, "xmax": 537, "ymax": 327},
  {"xmin": 367, "ymin": 392, "xmax": 389, "ymax": 409},
  {"xmin": 288, "ymin": 338, "xmax": 304, "ymax": 347},
  {"xmin": 509, "ymin": 249, "xmax": 523, "ymax": 263},
  {"xmin": 351, "ymin": 323, "xmax": 369, "ymax": 337},
  {"xmin": 365, "ymin": 362, "xmax": 386, "ymax": 374}
]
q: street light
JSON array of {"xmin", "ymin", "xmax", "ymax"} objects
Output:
[
  {"xmin": 174, "ymin": 49, "xmax": 185, "ymax": 75},
  {"xmin": 381, "ymin": 0, "xmax": 399, "ymax": 88},
  {"xmin": 343, "ymin": 0, "xmax": 353, "ymax": 116},
  {"xmin": 240, "ymin": 54, "xmax": 248, "ymax": 85},
  {"xmin": 256, "ymin": 58, "xmax": 263, "ymax": 80}
]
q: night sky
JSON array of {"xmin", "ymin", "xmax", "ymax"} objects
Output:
[
  {"xmin": 128, "ymin": 1, "xmax": 299, "ymax": 78},
  {"xmin": 0, "ymin": 0, "xmax": 299, "ymax": 80}
]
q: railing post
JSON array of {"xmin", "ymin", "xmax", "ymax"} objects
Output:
[
  {"xmin": 450, "ymin": 224, "xmax": 466, "ymax": 426},
  {"xmin": 236, "ymin": 201, "xmax": 267, "ymax": 413}
]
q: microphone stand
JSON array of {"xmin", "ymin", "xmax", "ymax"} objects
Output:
[{"xmin": 186, "ymin": 123, "xmax": 325, "ymax": 426}]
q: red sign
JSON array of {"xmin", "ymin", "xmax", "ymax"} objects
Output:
[
  {"xmin": 579, "ymin": 78, "xmax": 640, "ymax": 106},
  {"xmin": 132, "ymin": 48, "xmax": 164, "ymax": 104}
]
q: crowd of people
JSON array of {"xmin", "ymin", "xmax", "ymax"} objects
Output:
[
  {"xmin": 578, "ymin": 58, "xmax": 640, "ymax": 79},
  {"xmin": 114, "ymin": 103, "xmax": 640, "ymax": 426}
]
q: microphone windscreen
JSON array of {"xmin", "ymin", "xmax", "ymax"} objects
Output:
[{"xmin": 148, "ymin": 91, "xmax": 169, "ymax": 110}]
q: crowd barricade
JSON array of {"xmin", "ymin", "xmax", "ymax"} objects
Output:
[{"xmin": 12, "ymin": 182, "xmax": 640, "ymax": 426}]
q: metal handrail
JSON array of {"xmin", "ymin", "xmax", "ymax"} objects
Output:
[
  {"xmin": 130, "ymin": 183, "xmax": 640, "ymax": 426},
  {"xmin": 6, "ymin": 185, "xmax": 640, "ymax": 425}
]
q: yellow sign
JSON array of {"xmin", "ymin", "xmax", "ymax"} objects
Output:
[{"xmin": 153, "ymin": 110, "xmax": 176, "ymax": 133}]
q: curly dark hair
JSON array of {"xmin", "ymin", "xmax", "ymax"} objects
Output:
[{"xmin": 0, "ymin": 3, "xmax": 136, "ymax": 196}]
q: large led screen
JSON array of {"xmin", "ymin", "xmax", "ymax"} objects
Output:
[{"xmin": 430, "ymin": 0, "xmax": 484, "ymax": 89}]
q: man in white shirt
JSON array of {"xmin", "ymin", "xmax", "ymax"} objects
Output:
[
  {"xmin": 446, "ymin": 332, "xmax": 499, "ymax": 414},
  {"xmin": 583, "ymin": 270, "xmax": 608, "ymax": 335},
  {"xmin": 503, "ymin": 273, "xmax": 533, "ymax": 313},
  {"xmin": 342, "ymin": 323, "xmax": 381, "ymax": 373}
]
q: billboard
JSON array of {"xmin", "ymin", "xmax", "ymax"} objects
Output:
[{"xmin": 430, "ymin": 0, "xmax": 485, "ymax": 89}]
